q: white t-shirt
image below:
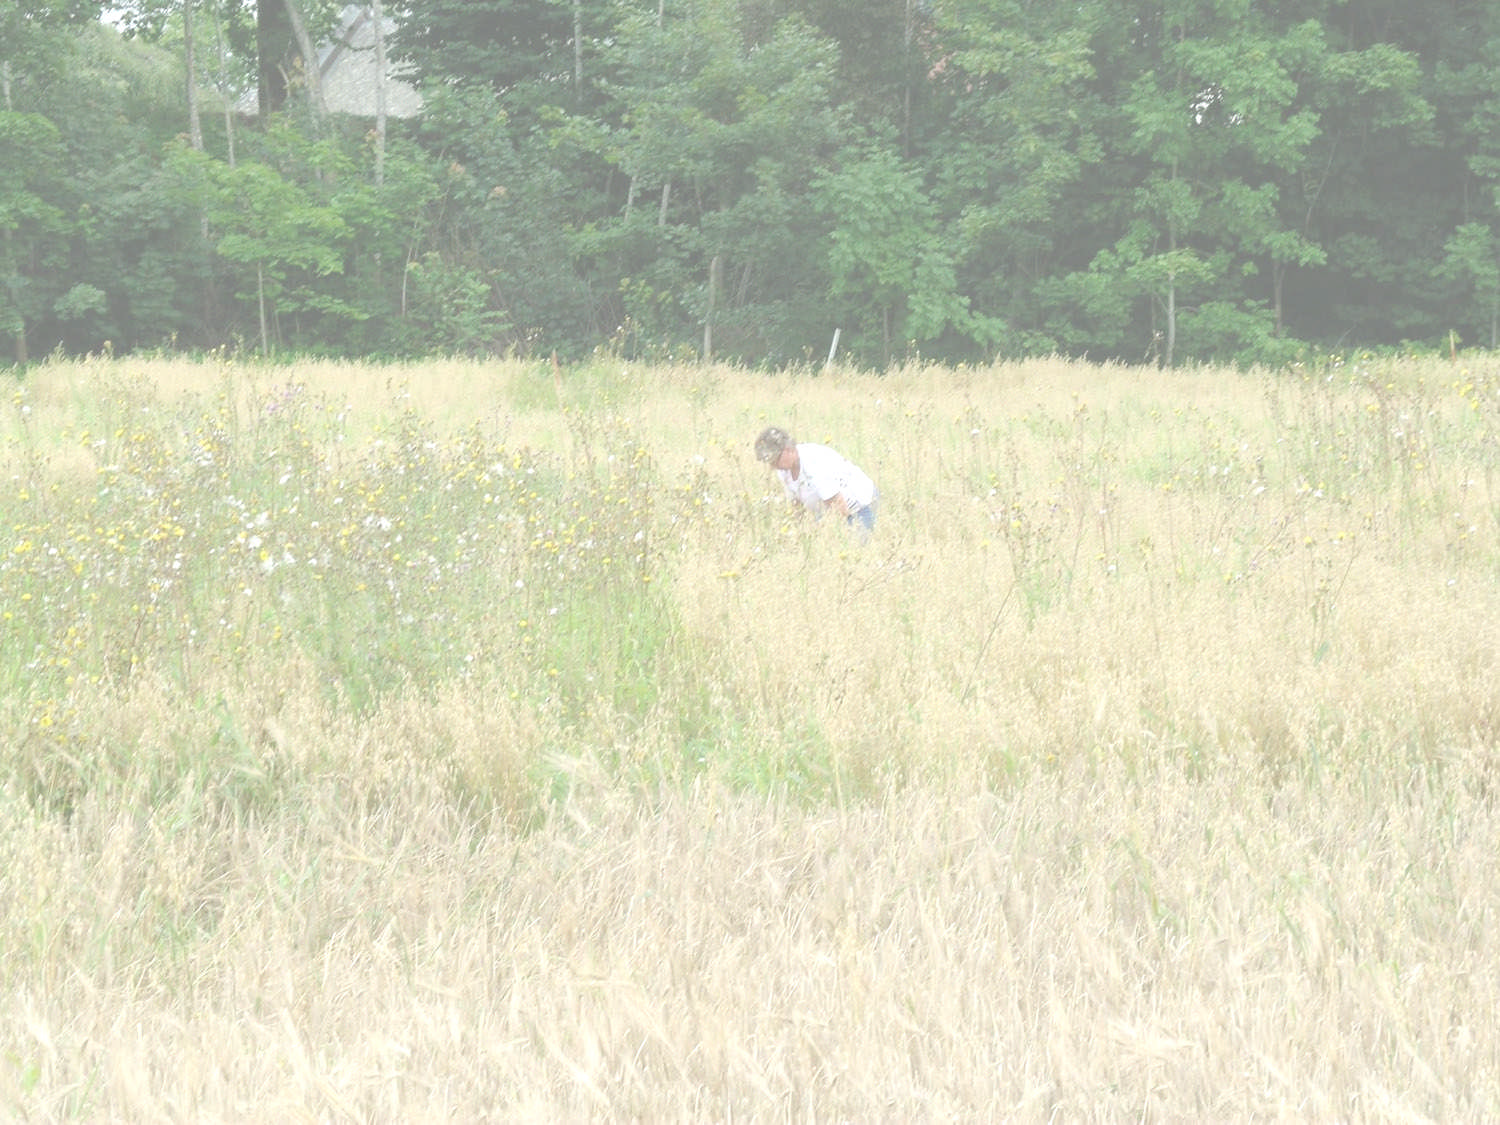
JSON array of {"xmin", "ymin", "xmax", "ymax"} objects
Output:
[{"xmin": 777, "ymin": 442, "xmax": 877, "ymax": 515}]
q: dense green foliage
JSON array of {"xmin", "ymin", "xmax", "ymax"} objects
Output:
[{"xmin": 5, "ymin": 0, "xmax": 1500, "ymax": 367}]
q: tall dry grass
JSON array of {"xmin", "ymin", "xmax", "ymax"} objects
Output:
[{"xmin": 2, "ymin": 351, "xmax": 1499, "ymax": 1121}]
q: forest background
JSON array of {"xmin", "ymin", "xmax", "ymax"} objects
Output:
[{"xmin": 5, "ymin": 0, "xmax": 1500, "ymax": 371}]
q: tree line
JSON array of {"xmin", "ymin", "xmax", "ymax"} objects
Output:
[{"xmin": 4, "ymin": 0, "xmax": 1500, "ymax": 368}]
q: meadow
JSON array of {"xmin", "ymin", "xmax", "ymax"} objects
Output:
[{"xmin": 2, "ymin": 352, "xmax": 1498, "ymax": 1121}]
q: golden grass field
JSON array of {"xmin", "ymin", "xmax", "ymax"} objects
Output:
[{"xmin": 2, "ymin": 352, "xmax": 1499, "ymax": 1121}]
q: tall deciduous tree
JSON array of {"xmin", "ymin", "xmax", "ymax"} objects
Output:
[
  {"xmin": 167, "ymin": 125, "xmax": 354, "ymax": 354},
  {"xmin": 814, "ymin": 147, "xmax": 969, "ymax": 364},
  {"xmin": 1281, "ymin": 35, "xmax": 1431, "ymax": 347},
  {"xmin": 1097, "ymin": 2, "xmax": 1329, "ymax": 364},
  {"xmin": 579, "ymin": 0, "xmax": 848, "ymax": 360},
  {"xmin": 786, "ymin": 0, "xmax": 933, "ymax": 155},
  {"xmin": 0, "ymin": 110, "xmax": 67, "ymax": 364},
  {"xmin": 0, "ymin": 0, "xmax": 103, "ymax": 362},
  {"xmin": 1424, "ymin": 6, "xmax": 1500, "ymax": 347},
  {"xmin": 246, "ymin": 0, "xmax": 337, "ymax": 121},
  {"xmin": 390, "ymin": 0, "xmax": 621, "ymax": 118},
  {"xmin": 924, "ymin": 0, "xmax": 1106, "ymax": 357}
]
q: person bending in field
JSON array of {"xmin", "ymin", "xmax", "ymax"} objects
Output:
[{"xmin": 754, "ymin": 425, "xmax": 878, "ymax": 537}]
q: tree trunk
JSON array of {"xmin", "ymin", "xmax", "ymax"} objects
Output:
[
  {"xmin": 257, "ymin": 263, "xmax": 269, "ymax": 355},
  {"xmin": 573, "ymin": 0, "xmax": 583, "ymax": 106},
  {"xmin": 201, "ymin": 0, "xmax": 236, "ymax": 163},
  {"xmin": 2, "ymin": 62, "xmax": 26, "ymax": 364},
  {"xmin": 281, "ymin": 0, "xmax": 326, "ymax": 128},
  {"xmin": 902, "ymin": 0, "xmax": 914, "ymax": 159},
  {"xmin": 703, "ymin": 254, "xmax": 720, "ymax": 361},
  {"xmin": 1164, "ymin": 221, "xmax": 1177, "ymax": 368},
  {"xmin": 184, "ymin": 0, "xmax": 203, "ymax": 151},
  {"xmin": 1272, "ymin": 262, "xmax": 1285, "ymax": 337},
  {"xmin": 222, "ymin": 75, "xmax": 236, "ymax": 165},
  {"xmin": 1165, "ymin": 278, "xmax": 1176, "ymax": 368},
  {"xmin": 3, "ymin": 229, "xmax": 24, "ymax": 365},
  {"xmin": 256, "ymin": 0, "xmax": 292, "ymax": 116},
  {"xmin": 372, "ymin": 0, "xmax": 388, "ymax": 186}
]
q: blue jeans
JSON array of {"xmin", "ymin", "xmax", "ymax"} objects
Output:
[{"xmin": 847, "ymin": 496, "xmax": 877, "ymax": 537}]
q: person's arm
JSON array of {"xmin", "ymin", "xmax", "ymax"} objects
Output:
[{"xmin": 824, "ymin": 492, "xmax": 851, "ymax": 520}]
